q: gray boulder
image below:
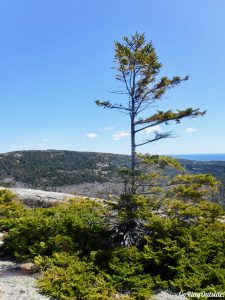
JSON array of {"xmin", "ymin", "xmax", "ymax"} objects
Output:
[{"xmin": 0, "ymin": 187, "xmax": 73, "ymax": 207}]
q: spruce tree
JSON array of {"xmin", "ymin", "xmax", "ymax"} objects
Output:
[{"xmin": 96, "ymin": 33, "xmax": 205, "ymax": 193}]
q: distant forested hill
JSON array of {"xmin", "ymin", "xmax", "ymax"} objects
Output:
[
  {"xmin": 0, "ymin": 150, "xmax": 130, "ymax": 188},
  {"xmin": 180, "ymin": 159, "xmax": 225, "ymax": 205},
  {"xmin": 0, "ymin": 150, "xmax": 225, "ymax": 204}
]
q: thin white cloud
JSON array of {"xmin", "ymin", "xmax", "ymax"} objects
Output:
[
  {"xmin": 86, "ymin": 133, "xmax": 98, "ymax": 139},
  {"xmin": 140, "ymin": 125, "xmax": 162, "ymax": 134},
  {"xmin": 103, "ymin": 126, "xmax": 115, "ymax": 131},
  {"xmin": 10, "ymin": 145, "xmax": 23, "ymax": 150},
  {"xmin": 113, "ymin": 131, "xmax": 130, "ymax": 141},
  {"xmin": 37, "ymin": 138, "xmax": 49, "ymax": 149},
  {"xmin": 0, "ymin": 137, "xmax": 10, "ymax": 144},
  {"xmin": 185, "ymin": 127, "xmax": 197, "ymax": 133}
]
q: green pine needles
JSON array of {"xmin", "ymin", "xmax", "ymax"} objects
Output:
[
  {"xmin": 1, "ymin": 185, "xmax": 225, "ymax": 299},
  {"xmin": 96, "ymin": 32, "xmax": 206, "ymax": 190}
]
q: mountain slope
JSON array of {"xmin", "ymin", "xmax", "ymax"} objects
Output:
[
  {"xmin": 0, "ymin": 150, "xmax": 130, "ymax": 188},
  {"xmin": 0, "ymin": 150, "xmax": 225, "ymax": 204}
]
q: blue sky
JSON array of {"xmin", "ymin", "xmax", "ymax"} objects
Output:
[{"xmin": 0, "ymin": 0, "xmax": 225, "ymax": 155}]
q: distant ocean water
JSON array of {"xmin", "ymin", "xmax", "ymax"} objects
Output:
[{"xmin": 171, "ymin": 153, "xmax": 225, "ymax": 161}]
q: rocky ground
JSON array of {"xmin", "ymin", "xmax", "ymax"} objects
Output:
[
  {"xmin": 0, "ymin": 258, "xmax": 185, "ymax": 300},
  {"xmin": 4, "ymin": 187, "xmax": 73, "ymax": 207},
  {"xmin": 0, "ymin": 187, "xmax": 102, "ymax": 207},
  {"xmin": 0, "ymin": 260, "xmax": 49, "ymax": 300},
  {"xmin": 0, "ymin": 256, "xmax": 185, "ymax": 300}
]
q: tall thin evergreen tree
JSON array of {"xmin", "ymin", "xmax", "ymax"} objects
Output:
[{"xmin": 96, "ymin": 33, "xmax": 205, "ymax": 193}]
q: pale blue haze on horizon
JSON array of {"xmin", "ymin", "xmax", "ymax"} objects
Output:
[
  {"xmin": 171, "ymin": 154, "xmax": 225, "ymax": 162},
  {"xmin": 0, "ymin": 0, "xmax": 225, "ymax": 155}
]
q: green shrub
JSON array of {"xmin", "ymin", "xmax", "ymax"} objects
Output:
[
  {"xmin": 2, "ymin": 198, "xmax": 111, "ymax": 261},
  {"xmin": 91, "ymin": 199, "xmax": 225, "ymax": 296},
  {"xmin": 142, "ymin": 200, "xmax": 225, "ymax": 292},
  {"xmin": 105, "ymin": 247, "xmax": 153, "ymax": 299},
  {"xmin": 36, "ymin": 252, "xmax": 114, "ymax": 300},
  {"xmin": 1, "ymin": 189, "xmax": 225, "ymax": 299},
  {"xmin": 0, "ymin": 189, "xmax": 25, "ymax": 229}
]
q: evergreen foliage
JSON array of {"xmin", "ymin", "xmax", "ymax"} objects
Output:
[
  {"xmin": 1, "ymin": 188, "xmax": 225, "ymax": 299},
  {"xmin": 0, "ymin": 189, "xmax": 25, "ymax": 228},
  {"xmin": 96, "ymin": 33, "xmax": 205, "ymax": 191},
  {"xmin": 1, "ymin": 194, "xmax": 109, "ymax": 261},
  {"xmin": 0, "ymin": 150, "xmax": 130, "ymax": 188},
  {"xmin": 0, "ymin": 150, "xmax": 225, "ymax": 206}
]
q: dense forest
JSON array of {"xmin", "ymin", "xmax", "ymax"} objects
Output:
[
  {"xmin": 0, "ymin": 150, "xmax": 225, "ymax": 205},
  {"xmin": 0, "ymin": 150, "xmax": 130, "ymax": 187},
  {"xmin": 181, "ymin": 159, "xmax": 225, "ymax": 205}
]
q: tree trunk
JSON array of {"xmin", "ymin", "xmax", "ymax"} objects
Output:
[{"xmin": 131, "ymin": 114, "xmax": 136, "ymax": 194}]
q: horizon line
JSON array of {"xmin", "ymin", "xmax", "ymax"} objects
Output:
[{"xmin": 0, "ymin": 149, "xmax": 225, "ymax": 156}]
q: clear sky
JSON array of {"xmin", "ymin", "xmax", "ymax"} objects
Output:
[{"xmin": 0, "ymin": 0, "xmax": 225, "ymax": 155}]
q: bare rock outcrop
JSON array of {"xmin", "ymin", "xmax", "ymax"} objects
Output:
[{"xmin": 0, "ymin": 187, "xmax": 73, "ymax": 207}]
